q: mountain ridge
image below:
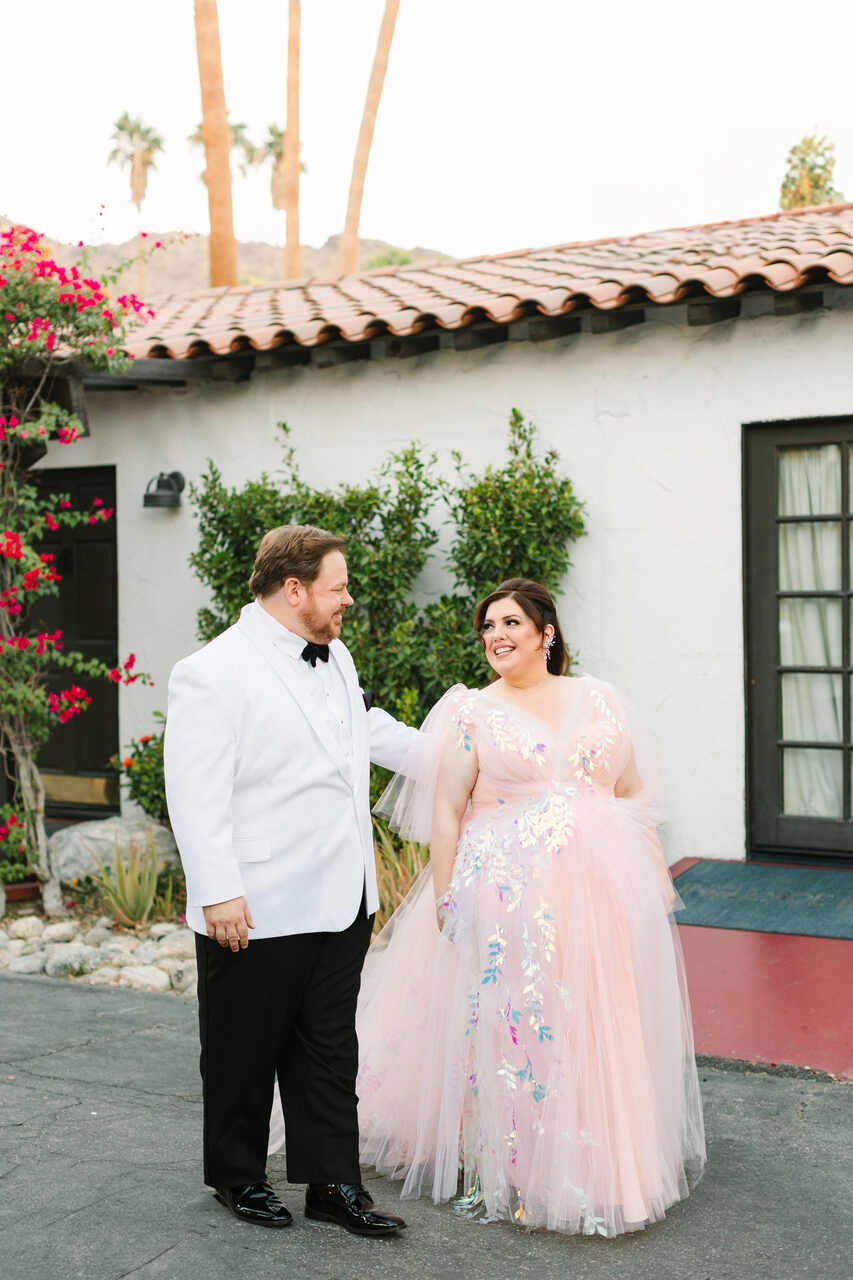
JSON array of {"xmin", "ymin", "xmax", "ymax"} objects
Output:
[{"xmin": 0, "ymin": 219, "xmax": 449, "ymax": 299}]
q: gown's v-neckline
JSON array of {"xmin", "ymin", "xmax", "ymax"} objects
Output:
[{"xmin": 478, "ymin": 675, "xmax": 586, "ymax": 739}]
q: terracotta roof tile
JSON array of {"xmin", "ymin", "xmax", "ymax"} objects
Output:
[{"xmin": 126, "ymin": 204, "xmax": 853, "ymax": 359}]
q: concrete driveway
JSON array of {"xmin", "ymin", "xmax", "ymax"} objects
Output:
[{"xmin": 0, "ymin": 973, "xmax": 850, "ymax": 1280}]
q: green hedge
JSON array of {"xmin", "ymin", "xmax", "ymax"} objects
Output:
[
  {"xmin": 123, "ymin": 408, "xmax": 587, "ymax": 826},
  {"xmin": 189, "ymin": 408, "xmax": 586, "ymax": 725}
]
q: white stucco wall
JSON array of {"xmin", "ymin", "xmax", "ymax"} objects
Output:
[{"xmin": 48, "ymin": 302, "xmax": 853, "ymax": 864}]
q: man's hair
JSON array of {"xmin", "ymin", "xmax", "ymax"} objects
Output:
[{"xmin": 248, "ymin": 524, "xmax": 346, "ymax": 598}]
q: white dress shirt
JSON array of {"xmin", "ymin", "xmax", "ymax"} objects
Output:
[{"xmin": 254, "ymin": 603, "xmax": 352, "ymax": 756}]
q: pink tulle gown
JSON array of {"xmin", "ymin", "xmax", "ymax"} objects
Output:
[{"xmin": 354, "ymin": 675, "xmax": 706, "ymax": 1236}]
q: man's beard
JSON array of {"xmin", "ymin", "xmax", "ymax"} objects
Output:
[{"xmin": 301, "ymin": 598, "xmax": 340, "ymax": 644}]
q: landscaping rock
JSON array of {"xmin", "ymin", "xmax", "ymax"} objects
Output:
[
  {"xmin": 44, "ymin": 943, "xmax": 101, "ymax": 978},
  {"xmin": 6, "ymin": 940, "xmax": 26, "ymax": 956},
  {"xmin": 148, "ymin": 922, "xmax": 179, "ymax": 939},
  {"xmin": 100, "ymin": 934, "xmax": 138, "ymax": 952},
  {"xmin": 42, "ymin": 921, "xmax": 79, "ymax": 944},
  {"xmin": 98, "ymin": 939, "xmax": 138, "ymax": 965},
  {"xmin": 8, "ymin": 951, "xmax": 46, "ymax": 975},
  {"xmin": 0, "ymin": 927, "xmax": 9, "ymax": 945},
  {"xmin": 82, "ymin": 926, "xmax": 113, "ymax": 947},
  {"xmin": 132, "ymin": 942, "xmax": 160, "ymax": 966},
  {"xmin": 0, "ymin": 950, "xmax": 10, "ymax": 970},
  {"xmin": 9, "ymin": 916, "xmax": 44, "ymax": 941},
  {"xmin": 19, "ymin": 940, "xmax": 41, "ymax": 956},
  {"xmin": 118, "ymin": 965, "xmax": 170, "ymax": 993},
  {"xmin": 159, "ymin": 957, "xmax": 198, "ymax": 994},
  {"xmin": 155, "ymin": 932, "xmax": 196, "ymax": 960},
  {"xmin": 97, "ymin": 948, "xmax": 138, "ymax": 969},
  {"xmin": 94, "ymin": 915, "xmax": 115, "ymax": 931},
  {"xmin": 47, "ymin": 815, "xmax": 178, "ymax": 886},
  {"xmin": 86, "ymin": 966, "xmax": 121, "ymax": 987}
]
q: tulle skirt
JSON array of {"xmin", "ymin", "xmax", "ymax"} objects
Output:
[{"xmin": 356, "ymin": 787, "xmax": 706, "ymax": 1236}]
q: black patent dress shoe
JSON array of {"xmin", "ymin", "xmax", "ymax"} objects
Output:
[
  {"xmin": 214, "ymin": 1180, "xmax": 293, "ymax": 1227},
  {"xmin": 305, "ymin": 1182, "xmax": 407, "ymax": 1236}
]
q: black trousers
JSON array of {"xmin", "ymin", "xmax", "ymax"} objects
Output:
[{"xmin": 195, "ymin": 895, "xmax": 374, "ymax": 1189}]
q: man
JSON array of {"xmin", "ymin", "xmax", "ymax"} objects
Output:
[{"xmin": 164, "ymin": 524, "xmax": 420, "ymax": 1238}]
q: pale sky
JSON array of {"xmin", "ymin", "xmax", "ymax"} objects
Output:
[{"xmin": 5, "ymin": 0, "xmax": 853, "ymax": 262}]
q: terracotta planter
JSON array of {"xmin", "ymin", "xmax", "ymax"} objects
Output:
[{"xmin": 4, "ymin": 876, "xmax": 41, "ymax": 902}]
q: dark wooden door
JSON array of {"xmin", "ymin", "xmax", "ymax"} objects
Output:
[
  {"xmin": 745, "ymin": 421, "xmax": 853, "ymax": 858},
  {"xmin": 30, "ymin": 466, "xmax": 119, "ymax": 816}
]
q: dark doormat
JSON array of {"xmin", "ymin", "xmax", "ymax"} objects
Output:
[{"xmin": 674, "ymin": 860, "xmax": 853, "ymax": 940}]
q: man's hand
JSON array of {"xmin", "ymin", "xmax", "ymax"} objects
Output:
[{"xmin": 203, "ymin": 897, "xmax": 255, "ymax": 952}]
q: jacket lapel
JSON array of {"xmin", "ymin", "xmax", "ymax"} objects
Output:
[
  {"xmin": 332, "ymin": 640, "xmax": 368, "ymax": 777},
  {"xmin": 237, "ymin": 606, "xmax": 350, "ymax": 781}
]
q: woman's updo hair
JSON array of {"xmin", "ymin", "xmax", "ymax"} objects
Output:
[{"xmin": 473, "ymin": 578, "xmax": 568, "ymax": 677}]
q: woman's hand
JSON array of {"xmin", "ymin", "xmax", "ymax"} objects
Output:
[{"xmin": 435, "ymin": 890, "xmax": 452, "ymax": 933}]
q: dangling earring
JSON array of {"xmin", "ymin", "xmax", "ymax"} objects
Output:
[{"xmin": 543, "ymin": 633, "xmax": 555, "ymax": 663}]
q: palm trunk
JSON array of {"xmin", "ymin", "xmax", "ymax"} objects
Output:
[
  {"xmin": 338, "ymin": 0, "xmax": 400, "ymax": 277},
  {"xmin": 283, "ymin": 0, "xmax": 303, "ymax": 279},
  {"xmin": 131, "ymin": 136, "xmax": 148, "ymax": 298},
  {"xmin": 193, "ymin": 0, "xmax": 238, "ymax": 287}
]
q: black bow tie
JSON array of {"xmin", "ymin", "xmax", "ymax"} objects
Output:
[{"xmin": 301, "ymin": 641, "xmax": 330, "ymax": 668}]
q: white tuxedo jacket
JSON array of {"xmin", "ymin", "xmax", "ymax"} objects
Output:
[{"xmin": 164, "ymin": 602, "xmax": 420, "ymax": 938}]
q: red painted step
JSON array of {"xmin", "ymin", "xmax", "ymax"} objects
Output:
[{"xmin": 678, "ymin": 923, "xmax": 853, "ymax": 1078}]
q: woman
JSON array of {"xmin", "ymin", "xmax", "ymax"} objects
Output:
[{"xmin": 354, "ymin": 578, "xmax": 706, "ymax": 1236}]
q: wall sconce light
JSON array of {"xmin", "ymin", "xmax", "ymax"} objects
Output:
[{"xmin": 143, "ymin": 471, "xmax": 186, "ymax": 509}]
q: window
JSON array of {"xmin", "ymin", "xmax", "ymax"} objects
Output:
[{"xmin": 745, "ymin": 422, "xmax": 852, "ymax": 857}]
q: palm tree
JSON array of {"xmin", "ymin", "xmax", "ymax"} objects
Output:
[
  {"xmin": 259, "ymin": 126, "xmax": 304, "ymax": 204},
  {"xmin": 192, "ymin": 0, "xmax": 238, "ymax": 287},
  {"xmin": 338, "ymin": 0, "xmax": 400, "ymax": 277},
  {"xmin": 257, "ymin": 122, "xmax": 306, "ymax": 278},
  {"xmin": 282, "ymin": 0, "xmax": 302, "ymax": 279},
  {"xmin": 189, "ymin": 116, "xmax": 260, "ymax": 177},
  {"xmin": 107, "ymin": 112, "xmax": 165, "ymax": 295},
  {"xmin": 780, "ymin": 133, "xmax": 844, "ymax": 210}
]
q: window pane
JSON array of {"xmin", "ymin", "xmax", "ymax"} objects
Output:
[
  {"xmin": 778, "ymin": 445, "xmax": 841, "ymax": 515},
  {"xmin": 782, "ymin": 673, "xmax": 843, "ymax": 742},
  {"xmin": 782, "ymin": 748, "xmax": 843, "ymax": 818},
  {"xmin": 779, "ymin": 598, "xmax": 842, "ymax": 667},
  {"xmin": 778, "ymin": 523, "xmax": 841, "ymax": 591}
]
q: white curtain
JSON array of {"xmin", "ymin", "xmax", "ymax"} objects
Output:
[{"xmin": 777, "ymin": 447, "xmax": 844, "ymax": 819}]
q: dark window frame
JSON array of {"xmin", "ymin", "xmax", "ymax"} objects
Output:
[{"xmin": 743, "ymin": 416, "xmax": 853, "ymax": 859}]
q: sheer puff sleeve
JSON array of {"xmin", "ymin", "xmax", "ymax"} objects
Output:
[
  {"xmin": 594, "ymin": 678, "xmax": 680, "ymax": 914},
  {"xmin": 372, "ymin": 684, "xmax": 476, "ymax": 844}
]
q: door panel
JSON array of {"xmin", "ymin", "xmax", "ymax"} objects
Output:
[
  {"xmin": 28, "ymin": 466, "xmax": 119, "ymax": 815},
  {"xmin": 745, "ymin": 421, "xmax": 852, "ymax": 857}
]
